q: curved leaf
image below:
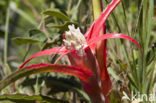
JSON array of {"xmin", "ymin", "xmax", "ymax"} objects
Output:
[
  {"xmin": 0, "ymin": 94, "xmax": 69, "ymax": 103},
  {"xmin": 12, "ymin": 37, "xmax": 40, "ymax": 46},
  {"xmin": 19, "ymin": 46, "xmax": 67, "ymax": 69},
  {"xmin": 43, "ymin": 10, "xmax": 70, "ymax": 21},
  {"xmin": 85, "ymin": 0, "xmax": 122, "ymax": 41},
  {"xmin": 85, "ymin": 23, "xmax": 95, "ymax": 40},
  {"xmin": 87, "ymin": 33, "xmax": 142, "ymax": 54},
  {"xmin": 0, "ymin": 63, "xmax": 93, "ymax": 91},
  {"xmin": 54, "ymin": 50, "xmax": 74, "ymax": 64}
]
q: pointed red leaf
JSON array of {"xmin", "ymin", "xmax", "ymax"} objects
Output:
[
  {"xmin": 87, "ymin": 33, "xmax": 142, "ymax": 53},
  {"xmin": 84, "ymin": 22, "xmax": 95, "ymax": 38},
  {"xmin": 86, "ymin": 0, "xmax": 122, "ymax": 41},
  {"xmin": 25, "ymin": 63, "xmax": 93, "ymax": 82},
  {"xmin": 19, "ymin": 46, "xmax": 68, "ymax": 69},
  {"xmin": 54, "ymin": 49, "xmax": 75, "ymax": 64}
]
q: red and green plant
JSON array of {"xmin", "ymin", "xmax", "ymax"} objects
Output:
[
  {"xmin": 12, "ymin": 0, "xmax": 142, "ymax": 103},
  {"xmin": 0, "ymin": 0, "xmax": 155, "ymax": 103}
]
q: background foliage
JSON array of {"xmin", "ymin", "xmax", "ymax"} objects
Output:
[{"xmin": 0, "ymin": 0, "xmax": 155, "ymax": 103}]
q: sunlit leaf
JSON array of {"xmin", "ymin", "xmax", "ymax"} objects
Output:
[{"xmin": 43, "ymin": 10, "xmax": 70, "ymax": 21}]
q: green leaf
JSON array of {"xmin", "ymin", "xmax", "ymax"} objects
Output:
[
  {"xmin": 43, "ymin": 10, "xmax": 70, "ymax": 21},
  {"xmin": 12, "ymin": 37, "xmax": 40, "ymax": 46},
  {"xmin": 47, "ymin": 21, "xmax": 78, "ymax": 31},
  {"xmin": 21, "ymin": 76, "xmax": 90, "ymax": 102},
  {"xmin": 146, "ymin": 46, "xmax": 156, "ymax": 66},
  {"xmin": 10, "ymin": 2, "xmax": 38, "ymax": 26},
  {"xmin": 29, "ymin": 29, "xmax": 47, "ymax": 42},
  {"xmin": 144, "ymin": 0, "xmax": 154, "ymax": 52},
  {"xmin": 0, "ymin": 94, "xmax": 69, "ymax": 103},
  {"xmin": 127, "ymin": 74, "xmax": 138, "ymax": 90}
]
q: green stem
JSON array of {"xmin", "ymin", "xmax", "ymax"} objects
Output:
[
  {"xmin": 4, "ymin": 8, "xmax": 12, "ymax": 76},
  {"xmin": 92, "ymin": 0, "xmax": 102, "ymax": 20},
  {"xmin": 4, "ymin": 8, "xmax": 10, "ymax": 65}
]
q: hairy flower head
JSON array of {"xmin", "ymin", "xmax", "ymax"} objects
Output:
[{"xmin": 63, "ymin": 25, "xmax": 87, "ymax": 54}]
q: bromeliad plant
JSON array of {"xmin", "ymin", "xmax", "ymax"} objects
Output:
[{"xmin": 1, "ymin": 0, "xmax": 142, "ymax": 103}]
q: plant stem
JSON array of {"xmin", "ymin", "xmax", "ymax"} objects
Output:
[
  {"xmin": 4, "ymin": 8, "xmax": 10, "ymax": 65},
  {"xmin": 92, "ymin": 0, "xmax": 102, "ymax": 20},
  {"xmin": 4, "ymin": 8, "xmax": 12, "ymax": 76}
]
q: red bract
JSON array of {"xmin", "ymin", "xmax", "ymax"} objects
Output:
[
  {"xmin": 18, "ymin": 0, "xmax": 142, "ymax": 103},
  {"xmin": 25, "ymin": 63, "xmax": 93, "ymax": 82}
]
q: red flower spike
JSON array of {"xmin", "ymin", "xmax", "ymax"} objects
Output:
[
  {"xmin": 24, "ymin": 63, "xmax": 93, "ymax": 82},
  {"xmin": 19, "ymin": 46, "xmax": 68, "ymax": 69},
  {"xmin": 68, "ymin": 47, "xmax": 100, "ymax": 78},
  {"xmin": 67, "ymin": 47, "xmax": 103, "ymax": 103}
]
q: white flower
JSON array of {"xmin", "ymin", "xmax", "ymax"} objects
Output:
[{"xmin": 63, "ymin": 24, "xmax": 87, "ymax": 54}]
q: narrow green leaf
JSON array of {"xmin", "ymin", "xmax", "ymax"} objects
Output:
[
  {"xmin": 10, "ymin": 2, "xmax": 38, "ymax": 26},
  {"xmin": 12, "ymin": 37, "xmax": 40, "ymax": 46},
  {"xmin": 146, "ymin": 46, "xmax": 156, "ymax": 66},
  {"xmin": 43, "ymin": 10, "xmax": 70, "ymax": 21},
  {"xmin": 108, "ymin": 67, "xmax": 120, "ymax": 81},
  {"xmin": 127, "ymin": 74, "xmax": 138, "ymax": 90},
  {"xmin": 0, "ymin": 94, "xmax": 69, "ymax": 103},
  {"xmin": 144, "ymin": 0, "xmax": 154, "ymax": 53},
  {"xmin": 146, "ymin": 63, "xmax": 156, "ymax": 93}
]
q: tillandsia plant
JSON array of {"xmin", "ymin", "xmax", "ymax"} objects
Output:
[
  {"xmin": 0, "ymin": 0, "xmax": 142, "ymax": 103},
  {"xmin": 13, "ymin": 0, "xmax": 142, "ymax": 103}
]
